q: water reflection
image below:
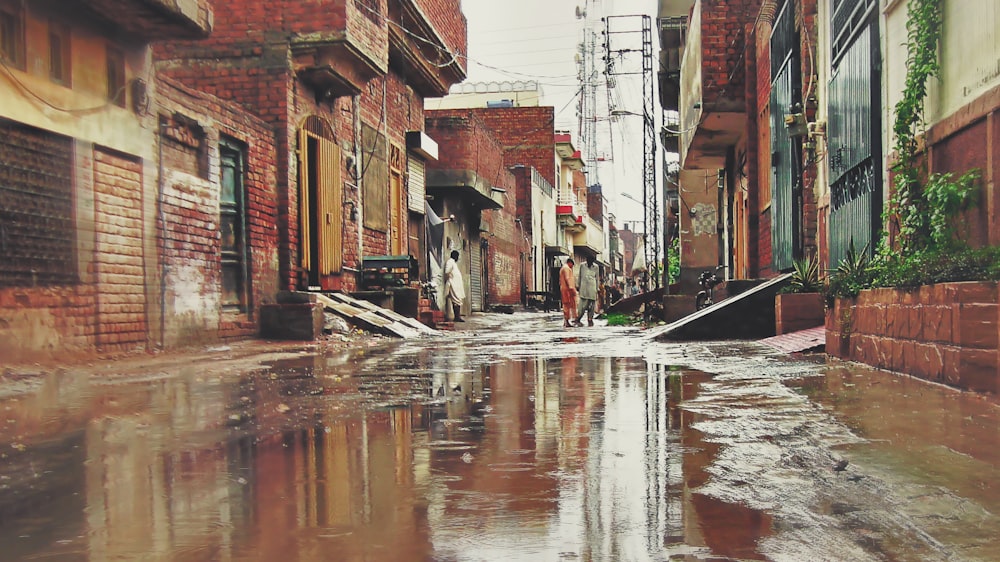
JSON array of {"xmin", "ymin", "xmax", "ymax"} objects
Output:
[{"xmin": 0, "ymin": 352, "xmax": 770, "ymax": 560}]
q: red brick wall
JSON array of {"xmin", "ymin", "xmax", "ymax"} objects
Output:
[
  {"xmin": 93, "ymin": 147, "xmax": 148, "ymax": 353},
  {"xmin": 154, "ymin": 0, "xmax": 465, "ymax": 293},
  {"xmin": 156, "ymin": 76, "xmax": 280, "ymax": 346},
  {"xmin": 464, "ymin": 107, "xmax": 557, "ymax": 187},
  {"xmin": 414, "ymin": 0, "xmax": 468, "ymax": 74},
  {"xmin": 829, "ymin": 283, "xmax": 999, "ymax": 394},
  {"xmin": 930, "ymin": 118, "xmax": 991, "ymax": 247},
  {"xmin": 701, "ymin": 0, "xmax": 761, "ymax": 109},
  {"xmin": 424, "ymin": 111, "xmax": 508, "ymax": 183},
  {"xmin": 423, "ymin": 110, "xmax": 523, "ymax": 305}
]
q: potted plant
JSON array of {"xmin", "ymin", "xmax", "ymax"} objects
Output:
[{"xmin": 775, "ymin": 253, "xmax": 825, "ymax": 335}]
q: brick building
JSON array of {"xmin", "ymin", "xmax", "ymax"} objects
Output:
[
  {"xmin": 0, "ymin": 0, "xmax": 220, "ymax": 360},
  {"xmin": 154, "ymin": 0, "xmax": 467, "ymax": 293},
  {"xmin": 423, "ymin": 111, "xmax": 519, "ymax": 311},
  {"xmin": 0, "ymin": 0, "xmax": 468, "ymax": 359},
  {"xmin": 661, "ymin": 0, "xmax": 819, "ymax": 294}
]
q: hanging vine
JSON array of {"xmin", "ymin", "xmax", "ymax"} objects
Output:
[{"xmin": 884, "ymin": 0, "xmax": 944, "ymax": 252}]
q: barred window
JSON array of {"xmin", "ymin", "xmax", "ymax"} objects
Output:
[{"xmin": 0, "ymin": 120, "xmax": 78, "ymax": 287}]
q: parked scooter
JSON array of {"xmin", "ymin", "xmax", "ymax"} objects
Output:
[{"xmin": 695, "ymin": 265, "xmax": 725, "ymax": 310}]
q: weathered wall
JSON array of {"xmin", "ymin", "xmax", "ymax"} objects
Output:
[
  {"xmin": 424, "ymin": 111, "xmax": 522, "ymax": 306},
  {"xmin": 155, "ymin": 76, "xmax": 280, "ymax": 347}
]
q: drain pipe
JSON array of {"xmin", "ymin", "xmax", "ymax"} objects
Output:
[
  {"xmin": 352, "ymin": 94, "xmax": 364, "ymax": 287},
  {"xmin": 156, "ymin": 115, "xmax": 168, "ymax": 349}
]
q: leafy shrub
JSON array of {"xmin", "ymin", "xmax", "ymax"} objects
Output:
[
  {"xmin": 782, "ymin": 254, "xmax": 823, "ymax": 294},
  {"xmin": 875, "ymin": 246, "xmax": 1000, "ymax": 289},
  {"xmin": 823, "ymin": 242, "xmax": 874, "ymax": 305}
]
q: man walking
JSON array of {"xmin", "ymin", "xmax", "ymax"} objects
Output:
[
  {"xmin": 558, "ymin": 258, "xmax": 577, "ymax": 328},
  {"xmin": 575, "ymin": 255, "xmax": 599, "ymax": 327}
]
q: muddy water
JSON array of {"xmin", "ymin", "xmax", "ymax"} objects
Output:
[
  {"xmin": 3, "ymin": 322, "xmax": 1000, "ymax": 561},
  {"xmin": 0, "ymin": 347, "xmax": 772, "ymax": 561},
  {"xmin": 791, "ymin": 364, "xmax": 1000, "ymax": 560}
]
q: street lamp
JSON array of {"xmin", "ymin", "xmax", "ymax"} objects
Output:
[{"xmin": 609, "ymin": 107, "xmax": 661, "ymax": 291}]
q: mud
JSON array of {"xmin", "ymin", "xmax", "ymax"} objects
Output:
[{"xmin": 1, "ymin": 311, "xmax": 998, "ymax": 560}]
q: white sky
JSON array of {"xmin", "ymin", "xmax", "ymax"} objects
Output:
[{"xmin": 457, "ymin": 0, "xmax": 660, "ymax": 226}]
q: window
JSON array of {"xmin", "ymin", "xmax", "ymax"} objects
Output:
[
  {"xmin": 0, "ymin": 119, "xmax": 77, "ymax": 287},
  {"xmin": 361, "ymin": 124, "xmax": 388, "ymax": 231},
  {"xmin": 106, "ymin": 46, "xmax": 126, "ymax": 107},
  {"xmin": 220, "ymin": 139, "xmax": 250, "ymax": 311},
  {"xmin": 49, "ymin": 20, "xmax": 71, "ymax": 86},
  {"xmin": 0, "ymin": 1, "xmax": 24, "ymax": 70}
]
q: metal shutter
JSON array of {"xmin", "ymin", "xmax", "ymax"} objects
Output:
[
  {"xmin": 470, "ymin": 240, "xmax": 483, "ymax": 311},
  {"xmin": 407, "ymin": 156, "xmax": 425, "ymax": 213}
]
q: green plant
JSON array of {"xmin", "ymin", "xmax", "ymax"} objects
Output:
[
  {"xmin": 784, "ymin": 254, "xmax": 822, "ymax": 293},
  {"xmin": 886, "ymin": 0, "xmax": 944, "ymax": 253},
  {"xmin": 875, "ymin": 246, "xmax": 1000, "ymax": 289},
  {"xmin": 604, "ymin": 313, "xmax": 634, "ymax": 326},
  {"xmin": 924, "ymin": 170, "xmax": 980, "ymax": 247},
  {"xmin": 823, "ymin": 242, "xmax": 873, "ymax": 305}
]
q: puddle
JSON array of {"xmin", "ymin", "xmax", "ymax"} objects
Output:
[{"xmin": 0, "ymin": 351, "xmax": 771, "ymax": 561}]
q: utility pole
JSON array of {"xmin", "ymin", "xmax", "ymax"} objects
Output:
[
  {"xmin": 604, "ymin": 14, "xmax": 659, "ymax": 290},
  {"xmin": 577, "ymin": 2, "xmax": 600, "ymax": 187}
]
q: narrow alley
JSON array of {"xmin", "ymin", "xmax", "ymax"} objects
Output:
[{"xmin": 2, "ymin": 313, "xmax": 997, "ymax": 561}]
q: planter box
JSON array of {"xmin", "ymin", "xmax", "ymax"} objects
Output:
[
  {"xmin": 827, "ymin": 282, "xmax": 999, "ymax": 393},
  {"xmin": 775, "ymin": 292, "xmax": 824, "ymax": 334}
]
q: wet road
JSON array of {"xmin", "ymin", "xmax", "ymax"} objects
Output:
[{"xmin": 2, "ymin": 312, "xmax": 999, "ymax": 561}]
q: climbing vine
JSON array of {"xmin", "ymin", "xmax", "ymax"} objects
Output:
[{"xmin": 884, "ymin": 0, "xmax": 945, "ymax": 253}]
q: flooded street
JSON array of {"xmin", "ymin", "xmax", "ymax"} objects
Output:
[{"xmin": 2, "ymin": 312, "xmax": 1000, "ymax": 561}]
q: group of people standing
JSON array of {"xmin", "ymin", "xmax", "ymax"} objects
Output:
[{"xmin": 558, "ymin": 256, "xmax": 600, "ymax": 328}]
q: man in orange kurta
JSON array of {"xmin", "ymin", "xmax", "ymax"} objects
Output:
[{"xmin": 559, "ymin": 258, "xmax": 578, "ymax": 328}]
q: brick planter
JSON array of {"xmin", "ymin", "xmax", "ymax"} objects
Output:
[
  {"xmin": 827, "ymin": 282, "xmax": 999, "ymax": 393},
  {"xmin": 775, "ymin": 292, "xmax": 824, "ymax": 334}
]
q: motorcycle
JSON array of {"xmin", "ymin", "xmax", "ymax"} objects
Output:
[{"xmin": 695, "ymin": 265, "xmax": 725, "ymax": 310}]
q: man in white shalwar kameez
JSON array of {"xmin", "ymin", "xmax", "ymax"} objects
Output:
[{"xmin": 444, "ymin": 250, "xmax": 465, "ymax": 322}]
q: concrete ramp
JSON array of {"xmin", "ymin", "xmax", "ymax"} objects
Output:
[
  {"xmin": 646, "ymin": 273, "xmax": 792, "ymax": 341},
  {"xmin": 315, "ymin": 293, "xmax": 438, "ymax": 338}
]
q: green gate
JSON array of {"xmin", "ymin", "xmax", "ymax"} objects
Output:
[
  {"xmin": 769, "ymin": 0, "xmax": 801, "ymax": 272},
  {"xmin": 828, "ymin": 0, "xmax": 881, "ymax": 268}
]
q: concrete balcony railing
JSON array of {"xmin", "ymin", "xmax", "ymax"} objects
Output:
[
  {"xmin": 290, "ymin": 1, "xmax": 390, "ymax": 97},
  {"xmin": 572, "ymin": 216, "xmax": 604, "ymax": 253},
  {"xmin": 68, "ymin": 0, "xmax": 213, "ymax": 39}
]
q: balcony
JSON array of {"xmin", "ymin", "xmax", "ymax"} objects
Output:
[
  {"xmin": 677, "ymin": 4, "xmax": 748, "ymax": 169},
  {"xmin": 572, "ymin": 215, "xmax": 605, "ymax": 254},
  {"xmin": 388, "ymin": 0, "xmax": 467, "ymax": 97},
  {"xmin": 426, "ymin": 169, "xmax": 504, "ymax": 210},
  {"xmin": 66, "ymin": 0, "xmax": 213, "ymax": 39},
  {"xmin": 556, "ymin": 204, "xmax": 585, "ymax": 233},
  {"xmin": 290, "ymin": 1, "xmax": 389, "ymax": 98},
  {"xmin": 657, "ymin": 16, "xmax": 686, "ymax": 112}
]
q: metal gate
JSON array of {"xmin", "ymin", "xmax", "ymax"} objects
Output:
[
  {"xmin": 769, "ymin": 0, "xmax": 801, "ymax": 272},
  {"xmin": 470, "ymin": 238, "xmax": 483, "ymax": 311},
  {"xmin": 828, "ymin": 0, "xmax": 881, "ymax": 268}
]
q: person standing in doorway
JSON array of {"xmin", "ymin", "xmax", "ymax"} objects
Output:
[
  {"xmin": 444, "ymin": 250, "xmax": 465, "ymax": 322},
  {"xmin": 558, "ymin": 258, "xmax": 577, "ymax": 328},
  {"xmin": 575, "ymin": 255, "xmax": 599, "ymax": 327}
]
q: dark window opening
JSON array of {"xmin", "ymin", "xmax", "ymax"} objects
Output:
[
  {"xmin": 0, "ymin": 119, "xmax": 77, "ymax": 287},
  {"xmin": 0, "ymin": 1, "xmax": 24, "ymax": 70},
  {"xmin": 220, "ymin": 138, "xmax": 250, "ymax": 313},
  {"xmin": 106, "ymin": 46, "xmax": 126, "ymax": 107},
  {"xmin": 49, "ymin": 20, "xmax": 71, "ymax": 86}
]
